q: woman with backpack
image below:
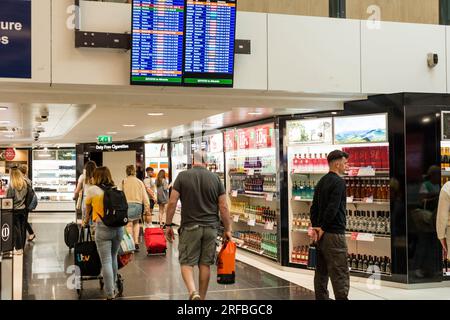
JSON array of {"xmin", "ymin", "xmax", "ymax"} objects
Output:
[
  {"xmin": 7, "ymin": 167, "xmax": 30, "ymax": 254},
  {"xmin": 74, "ymin": 161, "xmax": 97, "ymax": 221},
  {"xmin": 84, "ymin": 166, "xmax": 124, "ymax": 300},
  {"xmin": 156, "ymin": 170, "xmax": 170, "ymax": 227},
  {"xmin": 122, "ymin": 165, "xmax": 150, "ymax": 251}
]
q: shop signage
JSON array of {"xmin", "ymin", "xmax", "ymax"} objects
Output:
[
  {"xmin": 0, "ymin": 0, "xmax": 32, "ymax": 79},
  {"xmin": 4, "ymin": 148, "xmax": 15, "ymax": 161},
  {"xmin": 224, "ymin": 130, "xmax": 236, "ymax": 152},
  {"xmin": 97, "ymin": 135, "xmax": 112, "ymax": 144},
  {"xmin": 1, "ymin": 198, "xmax": 13, "ymax": 253},
  {"xmin": 95, "ymin": 144, "xmax": 130, "ymax": 151}
]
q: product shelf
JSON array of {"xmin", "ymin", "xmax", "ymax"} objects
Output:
[{"xmin": 291, "ymin": 198, "xmax": 390, "ymax": 206}]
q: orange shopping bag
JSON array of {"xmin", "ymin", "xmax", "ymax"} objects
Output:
[{"xmin": 217, "ymin": 240, "xmax": 236, "ymax": 285}]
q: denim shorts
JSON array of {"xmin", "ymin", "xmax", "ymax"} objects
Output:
[{"xmin": 127, "ymin": 203, "xmax": 143, "ymax": 221}]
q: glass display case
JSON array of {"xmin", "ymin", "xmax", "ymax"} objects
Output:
[
  {"xmin": 145, "ymin": 143, "xmax": 169, "ymax": 175},
  {"xmin": 225, "ymin": 123, "xmax": 280, "ymax": 262},
  {"xmin": 32, "ymin": 149, "xmax": 76, "ymax": 211},
  {"xmin": 286, "ymin": 114, "xmax": 392, "ymax": 276},
  {"xmin": 192, "ymin": 132, "xmax": 225, "ymax": 184}
]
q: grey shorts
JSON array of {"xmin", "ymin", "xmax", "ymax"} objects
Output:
[{"xmin": 178, "ymin": 225, "xmax": 218, "ymax": 266}]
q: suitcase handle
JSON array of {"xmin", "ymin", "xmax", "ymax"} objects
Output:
[{"xmin": 79, "ymin": 224, "xmax": 92, "ymax": 243}]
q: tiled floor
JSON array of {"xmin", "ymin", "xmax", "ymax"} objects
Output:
[
  {"xmin": 25, "ymin": 212, "xmax": 450, "ymax": 300},
  {"xmin": 23, "ymin": 214, "xmax": 314, "ymax": 300}
]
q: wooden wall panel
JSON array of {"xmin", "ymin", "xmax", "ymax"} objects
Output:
[
  {"xmin": 347, "ymin": 0, "xmax": 439, "ymax": 25},
  {"xmin": 238, "ymin": 0, "xmax": 329, "ymax": 17}
]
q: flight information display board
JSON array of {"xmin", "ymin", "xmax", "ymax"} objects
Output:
[
  {"xmin": 131, "ymin": 0, "xmax": 237, "ymax": 87},
  {"xmin": 183, "ymin": 0, "xmax": 237, "ymax": 87},
  {"xmin": 131, "ymin": 0, "xmax": 185, "ymax": 85}
]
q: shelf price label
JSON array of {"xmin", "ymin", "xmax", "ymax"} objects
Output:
[
  {"xmin": 351, "ymin": 232, "xmax": 375, "ymax": 242},
  {"xmin": 358, "ymin": 167, "xmax": 376, "ymax": 177},
  {"xmin": 247, "ymin": 169, "xmax": 254, "ymax": 176},
  {"xmin": 266, "ymin": 193, "xmax": 274, "ymax": 202},
  {"xmin": 231, "ymin": 190, "xmax": 238, "ymax": 197},
  {"xmin": 346, "ymin": 196, "xmax": 354, "ymax": 203},
  {"xmin": 233, "ymin": 215, "xmax": 240, "ymax": 223},
  {"xmin": 265, "ymin": 221, "xmax": 274, "ymax": 230},
  {"xmin": 248, "ymin": 219, "xmax": 256, "ymax": 227},
  {"xmin": 294, "ymin": 196, "xmax": 302, "ymax": 201},
  {"xmin": 364, "ymin": 196, "xmax": 374, "ymax": 204}
]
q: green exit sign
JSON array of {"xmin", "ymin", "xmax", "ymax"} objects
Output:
[{"xmin": 98, "ymin": 136, "xmax": 112, "ymax": 144}]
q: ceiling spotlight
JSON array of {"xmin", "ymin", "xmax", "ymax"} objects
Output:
[
  {"xmin": 107, "ymin": 132, "xmax": 118, "ymax": 135},
  {"xmin": 0, "ymin": 120, "xmax": 11, "ymax": 124},
  {"xmin": 0, "ymin": 106, "xmax": 8, "ymax": 111},
  {"xmin": 422, "ymin": 117, "xmax": 431, "ymax": 123},
  {"xmin": 122, "ymin": 124, "xmax": 136, "ymax": 127},
  {"xmin": 4, "ymin": 134, "xmax": 14, "ymax": 138},
  {"xmin": 147, "ymin": 113, "xmax": 164, "ymax": 116},
  {"xmin": 331, "ymin": 112, "xmax": 338, "ymax": 115},
  {"xmin": 248, "ymin": 112, "xmax": 262, "ymax": 116}
]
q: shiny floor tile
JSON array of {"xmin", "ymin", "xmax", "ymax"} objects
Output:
[{"xmin": 22, "ymin": 222, "xmax": 315, "ymax": 300}]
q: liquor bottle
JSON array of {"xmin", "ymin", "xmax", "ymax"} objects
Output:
[
  {"xmin": 374, "ymin": 256, "xmax": 380, "ymax": 272},
  {"xmin": 368, "ymin": 256, "xmax": 374, "ymax": 273},
  {"xmin": 351, "ymin": 254, "xmax": 358, "ymax": 270},
  {"xmin": 357, "ymin": 254, "xmax": 363, "ymax": 271},
  {"xmin": 363, "ymin": 255, "xmax": 368, "ymax": 272},
  {"xmin": 380, "ymin": 256, "xmax": 386, "ymax": 273},
  {"xmin": 385, "ymin": 257, "xmax": 391, "ymax": 274},
  {"xmin": 360, "ymin": 179, "xmax": 366, "ymax": 199},
  {"xmin": 293, "ymin": 154, "xmax": 299, "ymax": 169},
  {"xmin": 385, "ymin": 212, "xmax": 390, "ymax": 234},
  {"xmin": 303, "ymin": 154, "xmax": 310, "ymax": 172},
  {"xmin": 355, "ymin": 179, "xmax": 361, "ymax": 200},
  {"xmin": 366, "ymin": 178, "xmax": 373, "ymax": 199},
  {"xmin": 375, "ymin": 179, "xmax": 382, "ymax": 201},
  {"xmin": 299, "ymin": 154, "xmax": 305, "ymax": 172}
]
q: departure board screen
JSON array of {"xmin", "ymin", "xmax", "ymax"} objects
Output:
[
  {"xmin": 183, "ymin": 0, "xmax": 237, "ymax": 87},
  {"xmin": 131, "ymin": 0, "xmax": 237, "ymax": 87},
  {"xmin": 131, "ymin": 0, "xmax": 185, "ymax": 85}
]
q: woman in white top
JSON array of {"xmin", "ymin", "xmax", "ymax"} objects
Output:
[
  {"xmin": 122, "ymin": 165, "xmax": 150, "ymax": 251},
  {"xmin": 437, "ymin": 182, "xmax": 450, "ymax": 259},
  {"xmin": 74, "ymin": 161, "xmax": 97, "ymax": 221}
]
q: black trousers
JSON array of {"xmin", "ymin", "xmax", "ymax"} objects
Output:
[
  {"xmin": 25, "ymin": 211, "xmax": 34, "ymax": 236},
  {"xmin": 314, "ymin": 232, "xmax": 350, "ymax": 300},
  {"xmin": 13, "ymin": 209, "xmax": 28, "ymax": 250}
]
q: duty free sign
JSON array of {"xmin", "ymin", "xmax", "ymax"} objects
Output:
[{"xmin": 0, "ymin": 0, "xmax": 31, "ymax": 78}]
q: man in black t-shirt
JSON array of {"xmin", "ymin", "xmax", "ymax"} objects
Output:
[
  {"xmin": 165, "ymin": 150, "xmax": 232, "ymax": 301},
  {"xmin": 310, "ymin": 150, "xmax": 350, "ymax": 300}
]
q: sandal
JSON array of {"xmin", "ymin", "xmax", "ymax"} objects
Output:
[{"xmin": 189, "ymin": 291, "xmax": 201, "ymax": 300}]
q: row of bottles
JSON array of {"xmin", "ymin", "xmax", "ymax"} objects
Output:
[
  {"xmin": 245, "ymin": 205, "xmax": 277, "ymax": 224},
  {"xmin": 441, "ymin": 147, "xmax": 450, "ymax": 169},
  {"xmin": 342, "ymin": 146, "xmax": 389, "ymax": 170},
  {"xmin": 292, "ymin": 180, "xmax": 316, "ymax": 199},
  {"xmin": 245, "ymin": 176, "xmax": 264, "ymax": 192},
  {"xmin": 263, "ymin": 175, "xmax": 277, "ymax": 192},
  {"xmin": 292, "ymin": 153, "xmax": 328, "ymax": 172},
  {"xmin": 262, "ymin": 233, "xmax": 278, "ymax": 259},
  {"xmin": 292, "ymin": 213, "xmax": 311, "ymax": 230},
  {"xmin": 244, "ymin": 156, "xmax": 262, "ymax": 168},
  {"xmin": 344, "ymin": 177, "xmax": 390, "ymax": 202},
  {"xmin": 348, "ymin": 254, "xmax": 391, "ymax": 275},
  {"xmin": 230, "ymin": 174, "xmax": 246, "ymax": 193},
  {"xmin": 206, "ymin": 158, "xmax": 221, "ymax": 173},
  {"xmin": 291, "ymin": 246, "xmax": 310, "ymax": 265},
  {"xmin": 347, "ymin": 210, "xmax": 390, "ymax": 235}
]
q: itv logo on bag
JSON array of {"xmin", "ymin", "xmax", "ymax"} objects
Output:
[{"xmin": 76, "ymin": 254, "xmax": 91, "ymax": 263}]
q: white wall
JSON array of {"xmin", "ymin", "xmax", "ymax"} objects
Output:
[
  {"xmin": 361, "ymin": 21, "xmax": 447, "ymax": 94},
  {"xmin": 103, "ymin": 151, "xmax": 136, "ymax": 188},
  {"xmin": 0, "ymin": 0, "xmax": 51, "ymax": 84},
  {"xmin": 51, "ymin": 0, "xmax": 130, "ymax": 86},
  {"xmin": 268, "ymin": 15, "xmax": 361, "ymax": 94},
  {"xmin": 234, "ymin": 12, "xmax": 267, "ymax": 90}
]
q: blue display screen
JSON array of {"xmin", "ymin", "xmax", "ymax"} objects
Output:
[
  {"xmin": 131, "ymin": 0, "xmax": 185, "ymax": 85},
  {"xmin": 183, "ymin": 0, "xmax": 236, "ymax": 86},
  {"xmin": 131, "ymin": 0, "xmax": 237, "ymax": 87}
]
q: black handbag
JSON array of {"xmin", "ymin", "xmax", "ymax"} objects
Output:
[
  {"xmin": 307, "ymin": 242, "xmax": 317, "ymax": 270},
  {"xmin": 74, "ymin": 226, "xmax": 102, "ymax": 277}
]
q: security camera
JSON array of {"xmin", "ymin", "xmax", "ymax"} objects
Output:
[
  {"xmin": 428, "ymin": 53, "xmax": 438, "ymax": 68},
  {"xmin": 33, "ymin": 132, "xmax": 40, "ymax": 140},
  {"xmin": 36, "ymin": 108, "xmax": 49, "ymax": 122}
]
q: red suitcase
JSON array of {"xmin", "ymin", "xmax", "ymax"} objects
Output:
[{"xmin": 145, "ymin": 227, "xmax": 167, "ymax": 255}]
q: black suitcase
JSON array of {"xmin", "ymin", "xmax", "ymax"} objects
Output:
[{"xmin": 65, "ymin": 222, "xmax": 79, "ymax": 250}]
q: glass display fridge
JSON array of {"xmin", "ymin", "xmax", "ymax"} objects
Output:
[
  {"xmin": 170, "ymin": 139, "xmax": 192, "ymax": 226},
  {"xmin": 32, "ymin": 149, "xmax": 76, "ymax": 211},
  {"xmin": 224, "ymin": 122, "xmax": 280, "ymax": 263},
  {"xmin": 285, "ymin": 114, "xmax": 392, "ymax": 277}
]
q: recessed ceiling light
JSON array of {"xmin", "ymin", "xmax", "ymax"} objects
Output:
[
  {"xmin": 107, "ymin": 132, "xmax": 118, "ymax": 135},
  {"xmin": 122, "ymin": 124, "xmax": 136, "ymax": 127},
  {"xmin": 331, "ymin": 112, "xmax": 338, "ymax": 115},
  {"xmin": 248, "ymin": 112, "xmax": 262, "ymax": 116},
  {"xmin": 422, "ymin": 117, "xmax": 431, "ymax": 123},
  {"xmin": 0, "ymin": 120, "xmax": 11, "ymax": 124},
  {"xmin": 0, "ymin": 106, "xmax": 8, "ymax": 111},
  {"xmin": 4, "ymin": 134, "xmax": 14, "ymax": 138},
  {"xmin": 147, "ymin": 113, "xmax": 164, "ymax": 116}
]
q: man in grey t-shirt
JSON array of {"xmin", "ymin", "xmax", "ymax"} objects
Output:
[{"xmin": 166, "ymin": 150, "xmax": 232, "ymax": 301}]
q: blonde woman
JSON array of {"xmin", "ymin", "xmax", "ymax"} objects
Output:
[
  {"xmin": 84, "ymin": 166, "xmax": 124, "ymax": 300},
  {"xmin": 156, "ymin": 170, "xmax": 170, "ymax": 227},
  {"xmin": 122, "ymin": 165, "xmax": 150, "ymax": 251},
  {"xmin": 7, "ymin": 167, "xmax": 30, "ymax": 254},
  {"xmin": 74, "ymin": 161, "xmax": 97, "ymax": 221}
]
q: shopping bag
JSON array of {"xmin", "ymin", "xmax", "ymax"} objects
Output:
[
  {"xmin": 217, "ymin": 240, "xmax": 236, "ymax": 285},
  {"xmin": 118, "ymin": 229, "xmax": 135, "ymax": 255},
  {"xmin": 74, "ymin": 226, "xmax": 102, "ymax": 277},
  {"xmin": 307, "ymin": 243, "xmax": 317, "ymax": 270},
  {"xmin": 118, "ymin": 252, "xmax": 133, "ymax": 269}
]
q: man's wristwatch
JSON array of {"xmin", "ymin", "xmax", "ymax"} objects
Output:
[{"xmin": 165, "ymin": 223, "xmax": 174, "ymax": 227}]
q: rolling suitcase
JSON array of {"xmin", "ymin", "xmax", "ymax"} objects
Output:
[
  {"xmin": 145, "ymin": 227, "xmax": 167, "ymax": 255},
  {"xmin": 65, "ymin": 222, "xmax": 80, "ymax": 251}
]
